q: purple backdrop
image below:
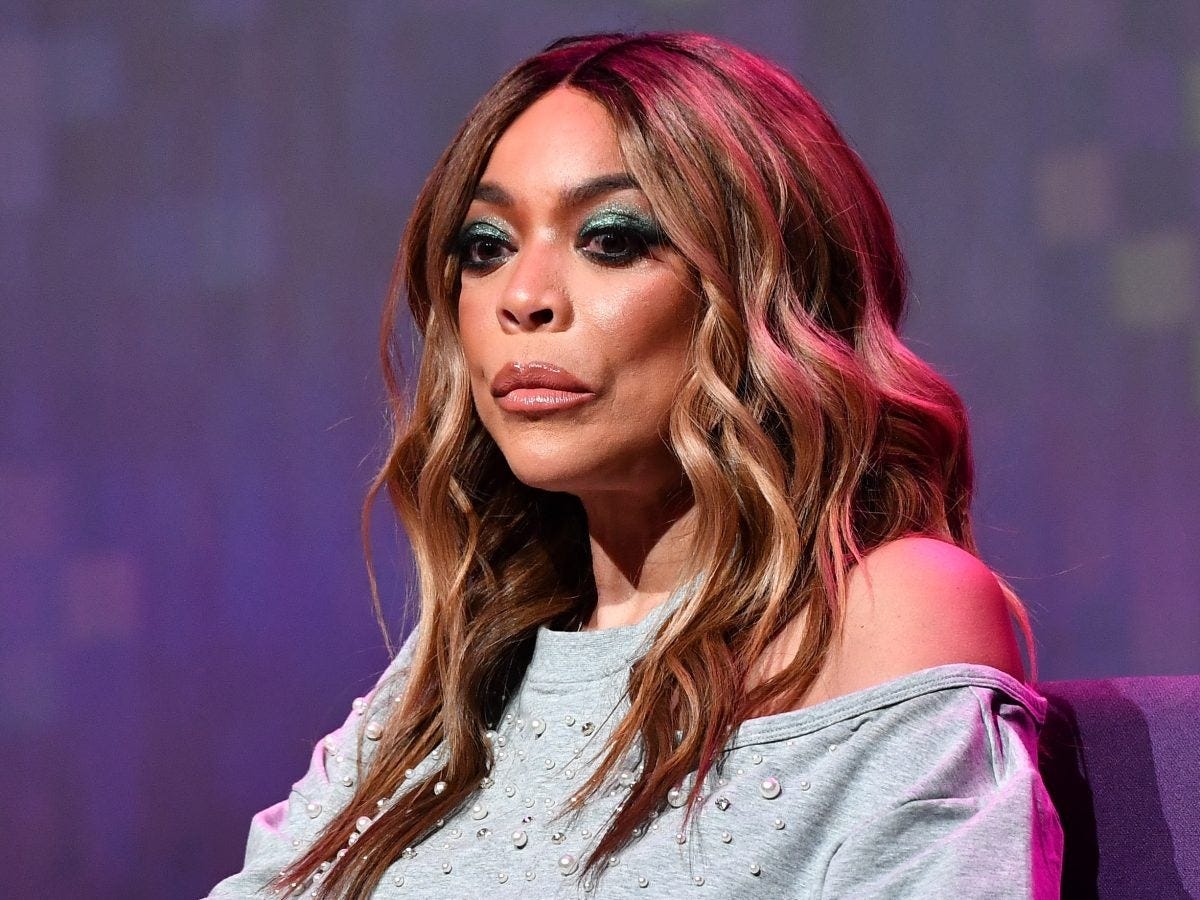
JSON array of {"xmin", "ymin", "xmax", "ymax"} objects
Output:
[{"xmin": 1, "ymin": 2, "xmax": 1197, "ymax": 897}]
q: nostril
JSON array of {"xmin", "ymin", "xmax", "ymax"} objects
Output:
[{"xmin": 529, "ymin": 308, "xmax": 554, "ymax": 326}]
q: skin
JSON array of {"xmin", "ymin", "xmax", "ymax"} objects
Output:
[
  {"xmin": 455, "ymin": 86, "xmax": 1026, "ymax": 690},
  {"xmin": 757, "ymin": 534, "xmax": 1026, "ymax": 713},
  {"xmin": 456, "ymin": 86, "xmax": 700, "ymax": 629}
]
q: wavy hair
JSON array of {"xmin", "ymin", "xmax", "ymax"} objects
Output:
[{"xmin": 275, "ymin": 31, "xmax": 1037, "ymax": 897}]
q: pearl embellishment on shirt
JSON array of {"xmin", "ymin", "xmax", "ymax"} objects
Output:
[
  {"xmin": 288, "ymin": 623, "xmax": 871, "ymax": 897},
  {"xmin": 759, "ymin": 776, "xmax": 782, "ymax": 799}
]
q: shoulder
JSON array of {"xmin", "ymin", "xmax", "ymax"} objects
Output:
[{"xmin": 820, "ymin": 535, "xmax": 1026, "ymax": 694}]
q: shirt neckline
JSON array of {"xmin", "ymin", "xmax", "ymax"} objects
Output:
[
  {"xmin": 726, "ymin": 661, "xmax": 1047, "ymax": 747},
  {"xmin": 521, "ymin": 584, "xmax": 1047, "ymax": 742},
  {"xmin": 526, "ymin": 627, "xmax": 1045, "ymax": 743},
  {"xmin": 525, "ymin": 577, "xmax": 695, "ymax": 685}
]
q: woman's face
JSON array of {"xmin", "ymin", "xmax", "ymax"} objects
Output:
[{"xmin": 455, "ymin": 86, "xmax": 698, "ymax": 500}]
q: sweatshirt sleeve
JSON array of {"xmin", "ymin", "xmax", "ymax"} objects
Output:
[
  {"xmin": 207, "ymin": 629, "xmax": 420, "ymax": 898},
  {"xmin": 819, "ymin": 685, "xmax": 1064, "ymax": 899}
]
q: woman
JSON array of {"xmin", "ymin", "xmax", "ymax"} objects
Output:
[{"xmin": 211, "ymin": 31, "xmax": 1063, "ymax": 898}]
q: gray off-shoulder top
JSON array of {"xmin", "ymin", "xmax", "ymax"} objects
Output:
[{"xmin": 210, "ymin": 585, "xmax": 1063, "ymax": 899}]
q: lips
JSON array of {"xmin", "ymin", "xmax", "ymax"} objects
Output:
[{"xmin": 490, "ymin": 361, "xmax": 596, "ymax": 414}]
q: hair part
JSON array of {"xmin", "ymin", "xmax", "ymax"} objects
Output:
[{"xmin": 273, "ymin": 30, "xmax": 1037, "ymax": 897}]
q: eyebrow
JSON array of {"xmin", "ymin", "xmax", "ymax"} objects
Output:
[{"xmin": 472, "ymin": 173, "xmax": 641, "ymax": 209}]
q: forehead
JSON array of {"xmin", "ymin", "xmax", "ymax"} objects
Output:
[{"xmin": 480, "ymin": 87, "xmax": 626, "ymax": 194}]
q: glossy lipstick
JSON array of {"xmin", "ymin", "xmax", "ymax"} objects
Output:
[{"xmin": 491, "ymin": 361, "xmax": 596, "ymax": 414}]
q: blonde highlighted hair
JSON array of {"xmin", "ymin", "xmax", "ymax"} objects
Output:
[{"xmin": 276, "ymin": 31, "xmax": 1036, "ymax": 896}]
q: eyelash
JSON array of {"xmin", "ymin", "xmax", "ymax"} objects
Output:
[{"xmin": 453, "ymin": 216, "xmax": 665, "ymax": 273}]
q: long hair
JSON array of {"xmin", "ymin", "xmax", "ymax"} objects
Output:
[{"xmin": 275, "ymin": 31, "xmax": 1038, "ymax": 897}]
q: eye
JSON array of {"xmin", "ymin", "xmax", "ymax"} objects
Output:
[
  {"xmin": 582, "ymin": 228, "xmax": 648, "ymax": 263},
  {"xmin": 578, "ymin": 211, "xmax": 665, "ymax": 267},
  {"xmin": 454, "ymin": 222, "xmax": 513, "ymax": 273}
]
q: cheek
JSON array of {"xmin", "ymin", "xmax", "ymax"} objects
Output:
[
  {"xmin": 599, "ymin": 276, "xmax": 696, "ymax": 377},
  {"xmin": 588, "ymin": 283, "xmax": 696, "ymax": 446},
  {"xmin": 455, "ymin": 294, "xmax": 490, "ymax": 373}
]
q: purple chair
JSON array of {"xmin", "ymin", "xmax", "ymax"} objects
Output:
[{"xmin": 1036, "ymin": 675, "xmax": 1200, "ymax": 899}]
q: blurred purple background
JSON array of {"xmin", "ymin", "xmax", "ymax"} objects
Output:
[{"xmin": 1, "ymin": 2, "xmax": 1197, "ymax": 897}]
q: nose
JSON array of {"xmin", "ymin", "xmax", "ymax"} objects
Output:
[{"xmin": 497, "ymin": 241, "xmax": 572, "ymax": 333}]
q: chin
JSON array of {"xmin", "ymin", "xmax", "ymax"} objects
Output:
[
  {"xmin": 503, "ymin": 461, "xmax": 593, "ymax": 495},
  {"xmin": 493, "ymin": 441, "xmax": 611, "ymax": 495},
  {"xmin": 491, "ymin": 432, "xmax": 673, "ymax": 498}
]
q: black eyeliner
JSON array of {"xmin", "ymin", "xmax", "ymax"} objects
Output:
[{"xmin": 453, "ymin": 219, "xmax": 511, "ymax": 270}]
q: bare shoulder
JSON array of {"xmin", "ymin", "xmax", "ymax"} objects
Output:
[{"xmin": 819, "ymin": 535, "xmax": 1026, "ymax": 696}]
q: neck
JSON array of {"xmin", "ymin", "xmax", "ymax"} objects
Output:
[{"xmin": 578, "ymin": 481, "xmax": 695, "ymax": 630}]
